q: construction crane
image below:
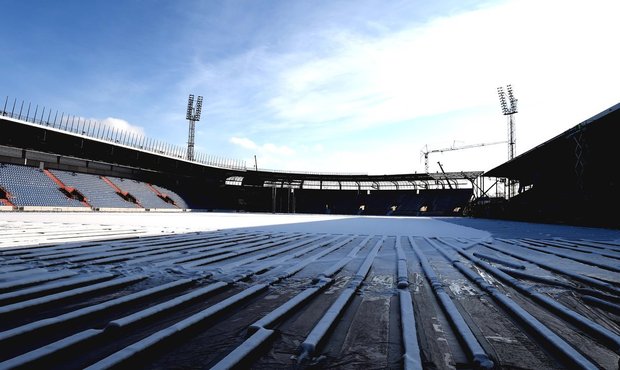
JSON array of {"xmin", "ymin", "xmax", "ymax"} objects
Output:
[{"xmin": 421, "ymin": 141, "xmax": 506, "ymax": 173}]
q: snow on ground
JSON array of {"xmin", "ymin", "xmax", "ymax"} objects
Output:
[
  {"xmin": 2, "ymin": 211, "xmax": 620, "ymax": 241},
  {"xmin": 1, "ymin": 211, "xmax": 619, "ymax": 369}
]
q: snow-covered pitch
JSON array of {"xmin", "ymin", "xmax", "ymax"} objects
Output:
[{"xmin": 0, "ymin": 212, "xmax": 619, "ymax": 369}]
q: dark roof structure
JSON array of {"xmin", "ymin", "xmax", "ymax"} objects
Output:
[
  {"xmin": 237, "ymin": 169, "xmax": 482, "ymax": 191},
  {"xmin": 485, "ymin": 102, "xmax": 620, "ymax": 183},
  {"xmin": 0, "ymin": 111, "xmax": 480, "ymax": 191},
  {"xmin": 482, "ymin": 102, "xmax": 620, "ymax": 226}
]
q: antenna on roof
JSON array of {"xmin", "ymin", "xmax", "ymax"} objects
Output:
[{"xmin": 186, "ymin": 94, "xmax": 203, "ymax": 161}]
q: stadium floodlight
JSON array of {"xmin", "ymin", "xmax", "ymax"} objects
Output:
[
  {"xmin": 497, "ymin": 85, "xmax": 517, "ymax": 116},
  {"xmin": 186, "ymin": 94, "xmax": 195, "ymax": 120},
  {"xmin": 186, "ymin": 94, "xmax": 203, "ymax": 161},
  {"xmin": 195, "ymin": 96, "xmax": 203, "ymax": 120},
  {"xmin": 497, "ymin": 87, "xmax": 509, "ymax": 115},
  {"xmin": 497, "ymin": 84, "xmax": 519, "ymax": 197},
  {"xmin": 506, "ymin": 84, "xmax": 518, "ymax": 113}
]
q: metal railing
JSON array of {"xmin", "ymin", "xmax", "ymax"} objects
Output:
[{"xmin": 248, "ymin": 167, "xmax": 367, "ymax": 176}]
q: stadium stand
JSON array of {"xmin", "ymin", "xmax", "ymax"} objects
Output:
[
  {"xmin": 0, "ymin": 106, "xmax": 479, "ymax": 216},
  {"xmin": 49, "ymin": 170, "xmax": 138, "ymax": 209},
  {"xmin": 265, "ymin": 188, "xmax": 473, "ymax": 216},
  {"xmin": 151, "ymin": 184, "xmax": 189, "ymax": 209},
  {"xmin": 107, "ymin": 176, "xmax": 177, "ymax": 209},
  {"xmin": 0, "ymin": 163, "xmax": 193, "ymax": 210},
  {"xmin": 388, "ymin": 189, "xmax": 472, "ymax": 216},
  {"xmin": 0, "ymin": 163, "xmax": 84, "ymax": 208},
  {"xmin": 4, "ymin": 96, "xmax": 620, "ymax": 227},
  {"xmin": 428, "ymin": 189, "xmax": 473, "ymax": 215},
  {"xmin": 0, "ymin": 161, "xmax": 475, "ymax": 214},
  {"xmin": 393, "ymin": 192, "xmax": 425, "ymax": 216}
]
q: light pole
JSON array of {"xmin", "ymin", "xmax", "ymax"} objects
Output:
[
  {"xmin": 497, "ymin": 84, "xmax": 518, "ymax": 197},
  {"xmin": 186, "ymin": 94, "xmax": 203, "ymax": 161}
]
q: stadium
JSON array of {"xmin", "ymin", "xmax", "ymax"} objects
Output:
[
  {"xmin": 1, "ymin": 1, "xmax": 620, "ymax": 369},
  {"xmin": 0, "ymin": 95, "xmax": 619, "ymax": 370}
]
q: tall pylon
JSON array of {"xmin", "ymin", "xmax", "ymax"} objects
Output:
[
  {"xmin": 497, "ymin": 84, "xmax": 518, "ymax": 198},
  {"xmin": 186, "ymin": 94, "xmax": 203, "ymax": 161},
  {"xmin": 497, "ymin": 84, "xmax": 518, "ymax": 160}
]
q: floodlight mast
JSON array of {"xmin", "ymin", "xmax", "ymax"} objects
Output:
[
  {"xmin": 186, "ymin": 94, "xmax": 203, "ymax": 161},
  {"xmin": 497, "ymin": 85, "xmax": 518, "ymax": 160},
  {"xmin": 497, "ymin": 84, "xmax": 518, "ymax": 198}
]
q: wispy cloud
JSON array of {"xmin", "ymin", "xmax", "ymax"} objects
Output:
[
  {"xmin": 263, "ymin": 0, "xmax": 619, "ymax": 133},
  {"xmin": 229, "ymin": 136, "xmax": 298, "ymax": 170},
  {"xmin": 5, "ymin": 0, "xmax": 617, "ymax": 174},
  {"xmin": 99, "ymin": 117, "xmax": 145, "ymax": 137},
  {"xmin": 193, "ymin": 0, "xmax": 619, "ymax": 173},
  {"xmin": 229, "ymin": 137, "xmax": 258, "ymax": 150},
  {"xmin": 230, "ymin": 136, "xmax": 294, "ymax": 156}
]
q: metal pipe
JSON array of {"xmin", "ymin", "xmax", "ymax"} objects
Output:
[{"xmin": 11, "ymin": 98, "xmax": 17, "ymax": 116}]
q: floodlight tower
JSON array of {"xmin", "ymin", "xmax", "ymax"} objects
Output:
[
  {"xmin": 497, "ymin": 84, "xmax": 518, "ymax": 160},
  {"xmin": 497, "ymin": 84, "xmax": 518, "ymax": 198},
  {"xmin": 185, "ymin": 94, "xmax": 203, "ymax": 161}
]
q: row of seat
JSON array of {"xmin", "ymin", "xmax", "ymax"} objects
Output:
[
  {"xmin": 108, "ymin": 176, "xmax": 178, "ymax": 209},
  {"xmin": 392, "ymin": 189, "xmax": 472, "ymax": 215},
  {"xmin": 0, "ymin": 163, "xmax": 188, "ymax": 209},
  {"xmin": 50, "ymin": 170, "xmax": 140, "ymax": 209},
  {"xmin": 0, "ymin": 164, "xmax": 83, "ymax": 207}
]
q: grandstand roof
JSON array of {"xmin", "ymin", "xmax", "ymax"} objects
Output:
[
  {"xmin": 239, "ymin": 169, "xmax": 483, "ymax": 190},
  {"xmin": 1, "ymin": 112, "xmax": 482, "ymax": 190},
  {"xmin": 484, "ymin": 102, "xmax": 620, "ymax": 186}
]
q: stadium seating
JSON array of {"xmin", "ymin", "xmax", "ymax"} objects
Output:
[
  {"xmin": 0, "ymin": 163, "xmax": 85, "ymax": 207},
  {"xmin": 151, "ymin": 184, "xmax": 189, "ymax": 209},
  {"xmin": 108, "ymin": 177, "xmax": 177, "ymax": 209},
  {"xmin": 0, "ymin": 163, "xmax": 194, "ymax": 210},
  {"xmin": 391, "ymin": 189, "xmax": 472, "ymax": 216},
  {"xmin": 50, "ymin": 170, "xmax": 137, "ymax": 209},
  {"xmin": 0, "ymin": 162, "xmax": 472, "ymax": 214},
  {"xmin": 289, "ymin": 188, "xmax": 472, "ymax": 216}
]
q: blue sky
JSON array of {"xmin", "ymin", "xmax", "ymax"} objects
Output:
[{"xmin": 2, "ymin": 0, "xmax": 618, "ymax": 174}]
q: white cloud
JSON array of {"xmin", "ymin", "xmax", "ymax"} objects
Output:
[
  {"xmin": 194, "ymin": 0, "xmax": 620, "ymax": 174},
  {"xmin": 230, "ymin": 137, "xmax": 258, "ymax": 150},
  {"xmin": 230, "ymin": 136, "xmax": 295, "ymax": 157},
  {"xmin": 100, "ymin": 117, "xmax": 145, "ymax": 137},
  {"xmin": 267, "ymin": 0, "xmax": 619, "ymax": 133}
]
